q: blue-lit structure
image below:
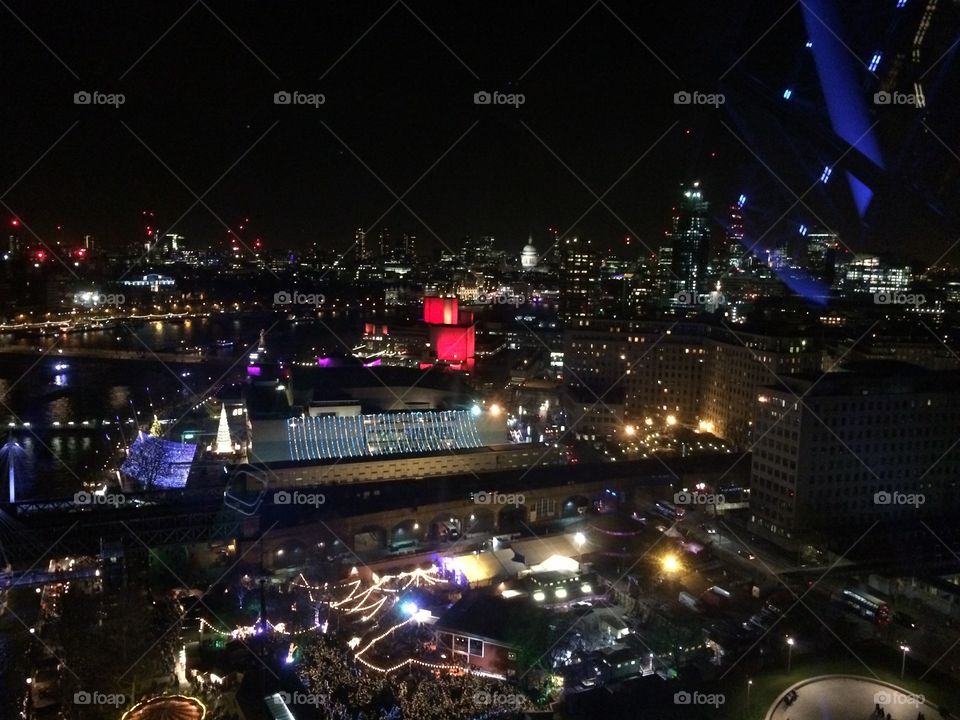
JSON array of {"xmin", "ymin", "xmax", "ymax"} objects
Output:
[
  {"xmin": 121, "ymin": 432, "xmax": 199, "ymax": 489},
  {"xmin": 286, "ymin": 410, "xmax": 485, "ymax": 462},
  {"xmin": 801, "ymin": 0, "xmax": 884, "ymax": 216}
]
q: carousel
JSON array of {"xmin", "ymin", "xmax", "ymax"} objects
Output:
[{"xmin": 120, "ymin": 695, "xmax": 206, "ymax": 720}]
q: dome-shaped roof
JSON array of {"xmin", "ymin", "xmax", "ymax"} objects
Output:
[
  {"xmin": 521, "ymin": 240, "xmax": 539, "ymax": 268},
  {"xmin": 121, "ymin": 696, "xmax": 206, "ymax": 720}
]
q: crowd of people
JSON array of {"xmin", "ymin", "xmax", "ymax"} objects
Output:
[{"xmin": 298, "ymin": 635, "xmax": 533, "ymax": 719}]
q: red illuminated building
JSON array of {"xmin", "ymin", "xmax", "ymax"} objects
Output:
[
  {"xmin": 424, "ymin": 296, "xmax": 459, "ymax": 325},
  {"xmin": 423, "ymin": 295, "xmax": 475, "ymax": 370}
]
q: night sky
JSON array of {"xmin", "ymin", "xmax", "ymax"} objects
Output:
[{"xmin": 1, "ymin": 1, "xmax": 956, "ymax": 261}]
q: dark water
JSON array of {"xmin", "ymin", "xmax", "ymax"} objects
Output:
[{"xmin": 0, "ymin": 313, "xmax": 360, "ymax": 500}]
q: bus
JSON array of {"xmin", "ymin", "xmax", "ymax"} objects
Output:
[
  {"xmin": 842, "ymin": 588, "xmax": 891, "ymax": 625},
  {"xmin": 388, "ymin": 538, "xmax": 417, "ymax": 554},
  {"xmin": 654, "ymin": 500, "xmax": 685, "ymax": 520}
]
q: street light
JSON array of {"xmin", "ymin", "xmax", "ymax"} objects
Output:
[
  {"xmin": 661, "ymin": 554, "xmax": 681, "ymax": 575},
  {"xmin": 747, "ymin": 679, "xmax": 753, "ymax": 708},
  {"xmin": 574, "ymin": 532, "xmax": 586, "ymax": 567},
  {"xmin": 786, "ymin": 636, "xmax": 795, "ymax": 671},
  {"xmin": 900, "ymin": 644, "xmax": 910, "ymax": 679}
]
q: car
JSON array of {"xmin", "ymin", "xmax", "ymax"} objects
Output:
[
  {"xmin": 737, "ymin": 549, "xmax": 756, "ymax": 560},
  {"xmin": 705, "ymin": 526, "xmax": 718, "ymax": 534}
]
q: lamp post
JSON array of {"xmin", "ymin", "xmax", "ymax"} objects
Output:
[
  {"xmin": 900, "ymin": 644, "xmax": 909, "ymax": 679},
  {"xmin": 747, "ymin": 678, "xmax": 753, "ymax": 709},
  {"xmin": 786, "ymin": 636, "xmax": 795, "ymax": 672},
  {"xmin": 574, "ymin": 532, "xmax": 586, "ymax": 568}
]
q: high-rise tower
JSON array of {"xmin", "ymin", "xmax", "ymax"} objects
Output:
[{"xmin": 669, "ymin": 183, "xmax": 710, "ymax": 299}]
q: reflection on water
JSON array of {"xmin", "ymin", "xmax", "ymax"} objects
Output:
[{"xmin": 0, "ymin": 314, "xmax": 356, "ymax": 500}]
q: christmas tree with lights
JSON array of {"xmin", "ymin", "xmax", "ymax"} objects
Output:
[{"xmin": 214, "ymin": 404, "xmax": 232, "ymax": 454}]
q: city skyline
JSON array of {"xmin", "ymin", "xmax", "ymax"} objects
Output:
[
  {"xmin": 1, "ymin": 1, "xmax": 957, "ymax": 263},
  {"xmin": 2, "ymin": 3, "xmax": 960, "ymax": 720}
]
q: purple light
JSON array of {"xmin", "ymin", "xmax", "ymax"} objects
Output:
[
  {"xmin": 317, "ymin": 357, "xmax": 332, "ymax": 367},
  {"xmin": 247, "ymin": 366, "xmax": 262, "ymax": 377},
  {"xmin": 363, "ymin": 358, "xmax": 382, "ymax": 367}
]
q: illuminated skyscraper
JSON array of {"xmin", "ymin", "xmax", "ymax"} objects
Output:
[
  {"xmin": 669, "ymin": 183, "xmax": 710, "ymax": 300},
  {"xmin": 559, "ymin": 236, "xmax": 599, "ymax": 321},
  {"xmin": 355, "ymin": 227, "xmax": 367, "ymax": 259}
]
